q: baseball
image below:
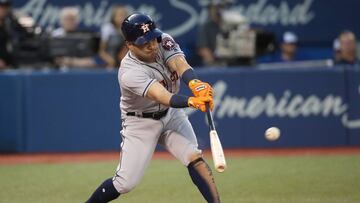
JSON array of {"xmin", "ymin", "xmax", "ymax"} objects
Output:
[{"xmin": 265, "ymin": 127, "xmax": 281, "ymax": 141}]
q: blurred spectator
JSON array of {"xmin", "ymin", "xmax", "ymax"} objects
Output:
[
  {"xmin": 51, "ymin": 7, "xmax": 97, "ymax": 69},
  {"xmin": 52, "ymin": 7, "xmax": 80, "ymax": 37},
  {"xmin": 335, "ymin": 30, "xmax": 358, "ymax": 65},
  {"xmin": 0, "ymin": 0, "xmax": 28, "ymax": 70},
  {"xmin": 257, "ymin": 31, "xmax": 300, "ymax": 63},
  {"xmin": 99, "ymin": 5, "xmax": 128, "ymax": 69},
  {"xmin": 280, "ymin": 32, "xmax": 298, "ymax": 62},
  {"xmin": 198, "ymin": 0, "xmax": 267, "ymax": 67},
  {"xmin": 333, "ymin": 38, "xmax": 341, "ymax": 62},
  {"xmin": 196, "ymin": 1, "xmax": 223, "ymax": 66},
  {"xmin": 0, "ymin": 0, "xmax": 11, "ymax": 70}
]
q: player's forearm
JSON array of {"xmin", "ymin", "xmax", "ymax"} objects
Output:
[
  {"xmin": 146, "ymin": 82, "xmax": 174, "ymax": 106},
  {"xmin": 146, "ymin": 81, "xmax": 208, "ymax": 110},
  {"xmin": 167, "ymin": 55, "xmax": 192, "ymax": 76},
  {"xmin": 148, "ymin": 90, "xmax": 189, "ymax": 108},
  {"xmin": 166, "ymin": 55, "xmax": 201, "ymax": 87},
  {"xmin": 170, "ymin": 94, "xmax": 213, "ymax": 112}
]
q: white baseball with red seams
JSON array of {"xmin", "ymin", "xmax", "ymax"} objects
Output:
[{"xmin": 265, "ymin": 127, "xmax": 281, "ymax": 141}]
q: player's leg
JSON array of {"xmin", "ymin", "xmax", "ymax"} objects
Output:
[
  {"xmin": 159, "ymin": 130, "xmax": 220, "ymax": 203},
  {"xmin": 86, "ymin": 117, "xmax": 162, "ymax": 203},
  {"xmin": 85, "ymin": 178, "xmax": 119, "ymax": 203},
  {"xmin": 187, "ymin": 156, "xmax": 220, "ymax": 203},
  {"xmin": 159, "ymin": 109, "xmax": 220, "ymax": 203}
]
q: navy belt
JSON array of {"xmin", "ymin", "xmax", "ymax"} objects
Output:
[{"xmin": 126, "ymin": 109, "xmax": 169, "ymax": 120}]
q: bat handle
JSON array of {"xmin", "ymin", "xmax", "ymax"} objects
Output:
[{"xmin": 205, "ymin": 103, "xmax": 215, "ymax": 131}]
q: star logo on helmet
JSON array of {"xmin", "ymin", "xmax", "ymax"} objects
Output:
[{"xmin": 140, "ymin": 23, "xmax": 150, "ymax": 34}]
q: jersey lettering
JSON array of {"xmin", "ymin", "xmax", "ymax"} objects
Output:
[
  {"xmin": 159, "ymin": 80, "xmax": 168, "ymax": 89},
  {"xmin": 170, "ymin": 71, "xmax": 179, "ymax": 82}
]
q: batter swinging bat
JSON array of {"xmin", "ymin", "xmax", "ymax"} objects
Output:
[{"xmin": 205, "ymin": 103, "xmax": 227, "ymax": 173}]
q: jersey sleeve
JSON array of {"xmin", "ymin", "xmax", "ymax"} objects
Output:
[
  {"xmin": 159, "ymin": 33, "xmax": 184, "ymax": 63},
  {"xmin": 120, "ymin": 69, "xmax": 156, "ymax": 97}
]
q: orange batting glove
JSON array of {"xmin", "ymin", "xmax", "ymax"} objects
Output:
[
  {"xmin": 188, "ymin": 96, "xmax": 214, "ymax": 112},
  {"xmin": 188, "ymin": 79, "xmax": 214, "ymax": 98}
]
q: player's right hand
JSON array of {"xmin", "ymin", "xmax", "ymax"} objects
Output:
[
  {"xmin": 188, "ymin": 96, "xmax": 214, "ymax": 112},
  {"xmin": 188, "ymin": 79, "xmax": 214, "ymax": 98}
]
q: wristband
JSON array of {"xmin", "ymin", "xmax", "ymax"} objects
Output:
[
  {"xmin": 181, "ymin": 68, "xmax": 198, "ymax": 85},
  {"xmin": 169, "ymin": 94, "xmax": 189, "ymax": 108}
]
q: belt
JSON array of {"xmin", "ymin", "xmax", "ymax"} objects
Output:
[{"xmin": 126, "ymin": 109, "xmax": 169, "ymax": 120}]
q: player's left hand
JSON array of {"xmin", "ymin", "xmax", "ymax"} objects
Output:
[
  {"xmin": 188, "ymin": 96, "xmax": 214, "ymax": 112},
  {"xmin": 189, "ymin": 79, "xmax": 214, "ymax": 98}
]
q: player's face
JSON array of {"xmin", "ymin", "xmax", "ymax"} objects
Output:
[{"xmin": 128, "ymin": 39, "xmax": 159, "ymax": 63}]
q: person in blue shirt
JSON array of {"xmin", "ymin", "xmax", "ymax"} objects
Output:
[{"xmin": 257, "ymin": 31, "xmax": 301, "ymax": 63}]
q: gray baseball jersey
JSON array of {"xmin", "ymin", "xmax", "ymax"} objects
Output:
[
  {"xmin": 113, "ymin": 33, "xmax": 201, "ymax": 194},
  {"xmin": 119, "ymin": 33, "xmax": 182, "ymax": 115}
]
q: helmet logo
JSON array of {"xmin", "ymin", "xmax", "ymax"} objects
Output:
[{"xmin": 140, "ymin": 23, "xmax": 150, "ymax": 34}]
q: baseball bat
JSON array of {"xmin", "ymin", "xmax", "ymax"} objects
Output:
[{"xmin": 205, "ymin": 103, "xmax": 227, "ymax": 173}]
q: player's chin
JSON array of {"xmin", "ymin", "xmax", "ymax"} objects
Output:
[
  {"xmin": 141, "ymin": 54, "xmax": 157, "ymax": 63},
  {"xmin": 150, "ymin": 51, "xmax": 157, "ymax": 57},
  {"xmin": 148, "ymin": 52, "xmax": 157, "ymax": 60}
]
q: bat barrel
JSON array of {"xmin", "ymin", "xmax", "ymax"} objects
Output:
[
  {"xmin": 206, "ymin": 103, "xmax": 226, "ymax": 173},
  {"xmin": 216, "ymin": 165, "xmax": 226, "ymax": 173},
  {"xmin": 210, "ymin": 130, "xmax": 227, "ymax": 173}
]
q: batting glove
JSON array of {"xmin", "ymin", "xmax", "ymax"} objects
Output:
[
  {"xmin": 188, "ymin": 96, "xmax": 214, "ymax": 112},
  {"xmin": 188, "ymin": 79, "xmax": 214, "ymax": 99}
]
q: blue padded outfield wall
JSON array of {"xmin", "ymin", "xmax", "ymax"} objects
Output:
[
  {"xmin": 0, "ymin": 71, "xmax": 121, "ymax": 152},
  {"xmin": 1, "ymin": 66, "xmax": 360, "ymax": 152},
  {"xmin": 345, "ymin": 68, "xmax": 360, "ymax": 146}
]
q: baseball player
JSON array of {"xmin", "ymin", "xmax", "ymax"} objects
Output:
[{"xmin": 86, "ymin": 13, "xmax": 220, "ymax": 203}]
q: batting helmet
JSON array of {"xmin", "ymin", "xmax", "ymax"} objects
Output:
[{"xmin": 121, "ymin": 13, "xmax": 163, "ymax": 45}]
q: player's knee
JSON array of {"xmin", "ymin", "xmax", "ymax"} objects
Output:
[
  {"xmin": 188, "ymin": 151, "xmax": 203, "ymax": 163},
  {"xmin": 120, "ymin": 182, "xmax": 137, "ymax": 194},
  {"xmin": 112, "ymin": 177, "xmax": 139, "ymax": 194},
  {"xmin": 177, "ymin": 145, "xmax": 202, "ymax": 166},
  {"xmin": 187, "ymin": 156, "xmax": 206, "ymax": 169}
]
